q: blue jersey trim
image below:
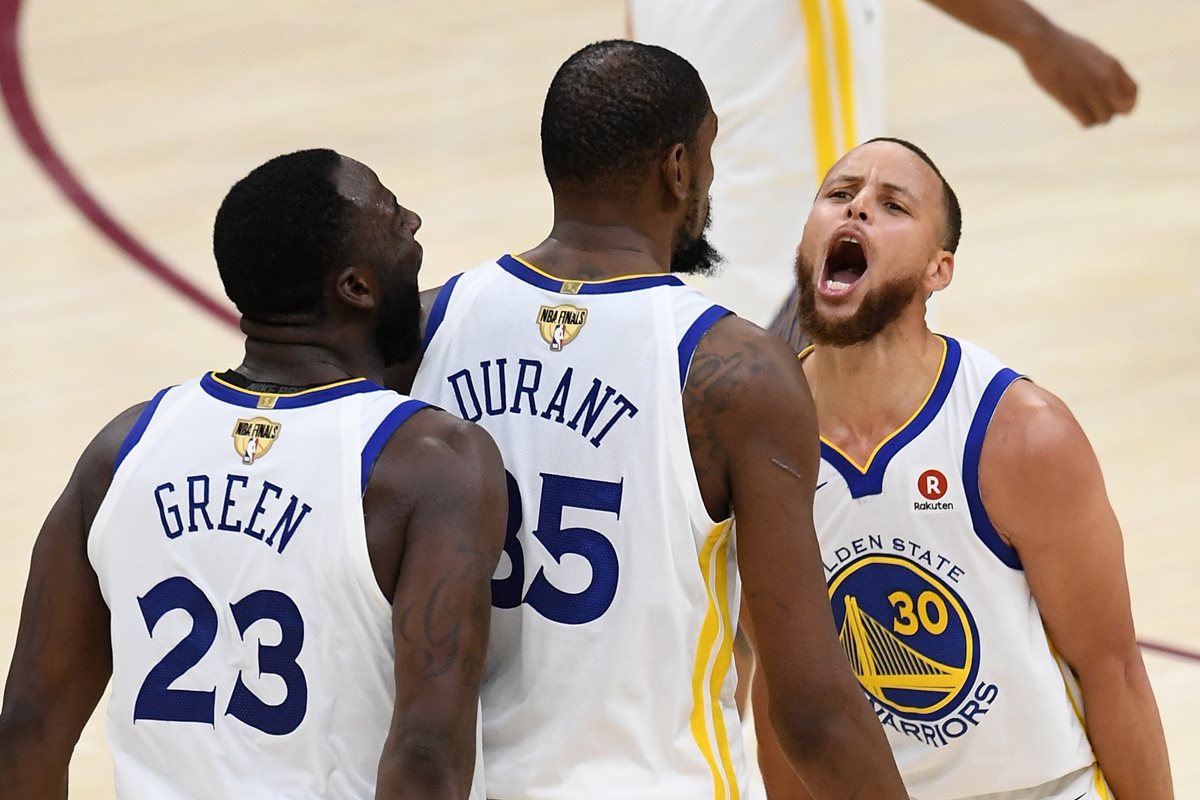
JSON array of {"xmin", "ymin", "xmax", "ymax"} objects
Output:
[
  {"xmin": 821, "ymin": 336, "xmax": 963, "ymax": 499},
  {"xmin": 963, "ymin": 368, "xmax": 1024, "ymax": 570},
  {"xmin": 199, "ymin": 373, "xmax": 383, "ymax": 409},
  {"xmin": 423, "ymin": 273, "xmax": 462, "ymax": 352},
  {"xmin": 497, "ymin": 254, "xmax": 685, "ymax": 294},
  {"xmin": 677, "ymin": 305, "xmax": 731, "ymax": 389},
  {"xmin": 361, "ymin": 399, "xmax": 431, "ymax": 494},
  {"xmin": 113, "ymin": 386, "xmax": 171, "ymax": 475}
]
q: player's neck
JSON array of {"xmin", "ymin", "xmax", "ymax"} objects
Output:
[
  {"xmin": 803, "ymin": 319, "xmax": 943, "ymax": 452},
  {"xmin": 236, "ymin": 320, "xmax": 384, "ymax": 387},
  {"xmin": 520, "ymin": 193, "xmax": 674, "ymax": 280}
]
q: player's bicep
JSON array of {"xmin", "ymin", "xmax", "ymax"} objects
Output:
[
  {"xmin": 981, "ymin": 384, "xmax": 1138, "ymax": 671},
  {"xmin": 701, "ymin": 327, "xmax": 839, "ymax": 685},
  {"xmin": 387, "ymin": 422, "xmax": 505, "ymax": 740}
]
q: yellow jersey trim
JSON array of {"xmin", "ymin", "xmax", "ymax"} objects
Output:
[
  {"xmin": 817, "ymin": 336, "xmax": 950, "ymax": 474},
  {"xmin": 510, "ymin": 254, "xmax": 668, "ymax": 285},
  {"xmin": 206, "ymin": 372, "xmax": 369, "ymax": 398}
]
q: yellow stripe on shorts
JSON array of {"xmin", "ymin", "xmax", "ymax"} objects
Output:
[{"xmin": 690, "ymin": 520, "xmax": 739, "ymax": 799}]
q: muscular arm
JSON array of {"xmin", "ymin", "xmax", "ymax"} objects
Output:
[
  {"xmin": 684, "ymin": 318, "xmax": 904, "ymax": 799},
  {"xmin": 922, "ymin": 0, "xmax": 1137, "ymax": 126},
  {"xmin": 366, "ymin": 409, "xmax": 506, "ymax": 800},
  {"xmin": 0, "ymin": 405, "xmax": 140, "ymax": 799},
  {"xmin": 981, "ymin": 381, "xmax": 1172, "ymax": 798}
]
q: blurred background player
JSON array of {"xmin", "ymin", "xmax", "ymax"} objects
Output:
[
  {"xmin": 0, "ymin": 150, "xmax": 506, "ymax": 800},
  {"xmin": 400, "ymin": 41, "xmax": 908, "ymax": 800},
  {"xmin": 628, "ymin": 0, "xmax": 1138, "ymax": 347},
  {"xmin": 753, "ymin": 137, "xmax": 1171, "ymax": 798}
]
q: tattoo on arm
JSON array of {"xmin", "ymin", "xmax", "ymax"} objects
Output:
[
  {"xmin": 683, "ymin": 327, "xmax": 776, "ymax": 509},
  {"xmin": 394, "ymin": 543, "xmax": 490, "ymax": 684}
]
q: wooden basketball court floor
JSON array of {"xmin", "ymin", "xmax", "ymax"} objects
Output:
[{"xmin": 0, "ymin": 0, "xmax": 1195, "ymax": 793}]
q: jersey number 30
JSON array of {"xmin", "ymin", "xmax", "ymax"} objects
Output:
[
  {"xmin": 134, "ymin": 576, "xmax": 306, "ymax": 735},
  {"xmin": 492, "ymin": 471, "xmax": 623, "ymax": 625}
]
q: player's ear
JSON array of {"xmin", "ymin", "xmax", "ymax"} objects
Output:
[
  {"xmin": 927, "ymin": 250, "xmax": 954, "ymax": 293},
  {"xmin": 659, "ymin": 142, "xmax": 690, "ymax": 203},
  {"xmin": 333, "ymin": 264, "xmax": 378, "ymax": 311}
]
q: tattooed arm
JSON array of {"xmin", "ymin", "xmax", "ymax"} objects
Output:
[
  {"xmin": 683, "ymin": 318, "xmax": 905, "ymax": 799},
  {"xmin": 0, "ymin": 406, "xmax": 138, "ymax": 799},
  {"xmin": 364, "ymin": 408, "xmax": 506, "ymax": 800}
]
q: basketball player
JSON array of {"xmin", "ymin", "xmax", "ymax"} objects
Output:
[
  {"xmin": 0, "ymin": 150, "xmax": 506, "ymax": 799},
  {"xmin": 628, "ymin": 0, "xmax": 1138, "ymax": 345},
  {"xmin": 397, "ymin": 41, "xmax": 907, "ymax": 799},
  {"xmin": 751, "ymin": 138, "xmax": 1172, "ymax": 798}
]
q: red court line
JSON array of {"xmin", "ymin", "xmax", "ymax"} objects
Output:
[
  {"xmin": 0, "ymin": 0, "xmax": 238, "ymax": 329},
  {"xmin": 1139, "ymin": 640, "xmax": 1200, "ymax": 664}
]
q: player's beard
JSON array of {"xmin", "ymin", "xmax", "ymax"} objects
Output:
[
  {"xmin": 794, "ymin": 250, "xmax": 922, "ymax": 347},
  {"xmin": 670, "ymin": 192, "xmax": 723, "ymax": 276},
  {"xmin": 377, "ymin": 271, "xmax": 422, "ymax": 367}
]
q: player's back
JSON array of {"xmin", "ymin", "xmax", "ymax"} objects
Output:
[
  {"xmin": 413, "ymin": 254, "xmax": 756, "ymax": 799},
  {"xmin": 88, "ymin": 374, "xmax": 430, "ymax": 799}
]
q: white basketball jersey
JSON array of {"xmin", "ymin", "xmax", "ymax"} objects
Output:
[
  {"xmin": 412, "ymin": 255, "xmax": 757, "ymax": 800},
  {"xmin": 88, "ymin": 374, "xmax": 484, "ymax": 800},
  {"xmin": 811, "ymin": 337, "xmax": 1099, "ymax": 799}
]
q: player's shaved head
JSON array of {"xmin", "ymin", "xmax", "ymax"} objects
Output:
[
  {"xmin": 214, "ymin": 148, "xmax": 354, "ymax": 318},
  {"xmin": 540, "ymin": 39, "xmax": 711, "ymax": 194}
]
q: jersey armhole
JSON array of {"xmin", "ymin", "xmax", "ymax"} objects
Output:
[
  {"xmin": 360, "ymin": 399, "xmax": 432, "ymax": 494},
  {"xmin": 112, "ymin": 386, "xmax": 173, "ymax": 475},
  {"xmin": 962, "ymin": 368, "xmax": 1025, "ymax": 570},
  {"xmin": 677, "ymin": 304, "xmax": 731, "ymax": 390},
  {"xmin": 422, "ymin": 273, "xmax": 463, "ymax": 353}
]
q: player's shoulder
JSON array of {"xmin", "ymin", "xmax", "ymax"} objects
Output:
[
  {"xmin": 985, "ymin": 378, "xmax": 1092, "ymax": 475},
  {"xmin": 367, "ymin": 405, "xmax": 503, "ymax": 500},
  {"xmin": 686, "ymin": 314, "xmax": 811, "ymax": 406},
  {"xmin": 87, "ymin": 400, "xmax": 155, "ymax": 473},
  {"xmin": 64, "ymin": 398, "xmax": 159, "ymax": 526}
]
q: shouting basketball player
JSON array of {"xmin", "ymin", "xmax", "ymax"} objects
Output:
[
  {"xmin": 393, "ymin": 41, "xmax": 906, "ymax": 799},
  {"xmin": 0, "ymin": 150, "xmax": 506, "ymax": 800},
  {"xmin": 752, "ymin": 138, "xmax": 1172, "ymax": 799}
]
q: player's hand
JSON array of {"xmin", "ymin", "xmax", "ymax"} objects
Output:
[{"xmin": 1018, "ymin": 26, "xmax": 1137, "ymax": 127}]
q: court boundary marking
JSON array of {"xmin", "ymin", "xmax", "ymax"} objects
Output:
[{"xmin": 0, "ymin": 0, "xmax": 238, "ymax": 328}]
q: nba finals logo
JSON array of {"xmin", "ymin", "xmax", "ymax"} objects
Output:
[
  {"xmin": 232, "ymin": 417, "xmax": 281, "ymax": 465},
  {"xmin": 537, "ymin": 304, "xmax": 588, "ymax": 352},
  {"xmin": 829, "ymin": 554, "xmax": 992, "ymax": 747}
]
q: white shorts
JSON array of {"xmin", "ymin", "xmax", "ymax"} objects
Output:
[{"xmin": 954, "ymin": 763, "xmax": 1111, "ymax": 800}]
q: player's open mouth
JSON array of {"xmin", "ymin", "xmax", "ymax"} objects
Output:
[{"xmin": 820, "ymin": 234, "xmax": 869, "ymax": 296}]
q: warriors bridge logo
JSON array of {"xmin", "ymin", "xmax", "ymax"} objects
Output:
[
  {"xmin": 829, "ymin": 554, "xmax": 979, "ymax": 721},
  {"xmin": 537, "ymin": 304, "xmax": 588, "ymax": 352}
]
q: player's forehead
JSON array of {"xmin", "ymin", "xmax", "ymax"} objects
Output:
[
  {"xmin": 332, "ymin": 155, "xmax": 388, "ymax": 208},
  {"xmin": 822, "ymin": 141, "xmax": 939, "ymax": 200}
]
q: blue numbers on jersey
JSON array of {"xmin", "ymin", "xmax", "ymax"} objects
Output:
[
  {"xmin": 134, "ymin": 577, "xmax": 307, "ymax": 735},
  {"xmin": 493, "ymin": 471, "xmax": 623, "ymax": 624},
  {"xmin": 134, "ymin": 577, "xmax": 218, "ymax": 724},
  {"xmin": 227, "ymin": 590, "xmax": 308, "ymax": 735}
]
